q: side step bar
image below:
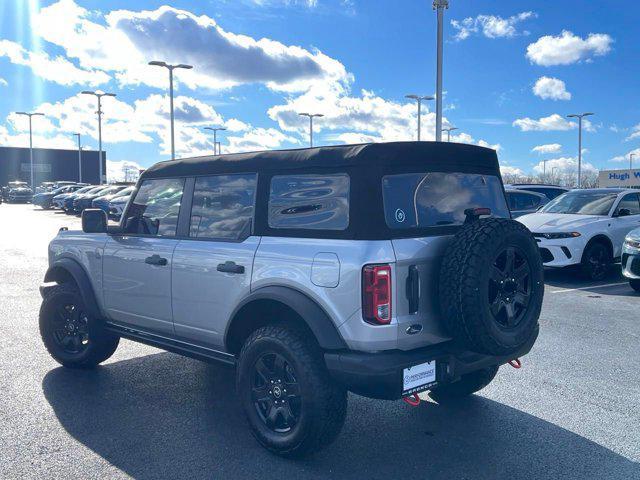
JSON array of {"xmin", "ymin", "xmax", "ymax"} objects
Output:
[{"xmin": 105, "ymin": 323, "xmax": 237, "ymax": 366}]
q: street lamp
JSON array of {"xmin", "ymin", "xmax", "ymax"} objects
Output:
[
  {"xmin": 148, "ymin": 61, "xmax": 193, "ymax": 161},
  {"xmin": 567, "ymin": 112, "xmax": 594, "ymax": 189},
  {"xmin": 298, "ymin": 113, "xmax": 324, "ymax": 147},
  {"xmin": 405, "ymin": 95, "xmax": 434, "ymax": 141},
  {"xmin": 72, "ymin": 133, "xmax": 82, "ymax": 183},
  {"xmin": 15, "ymin": 111, "xmax": 45, "ymax": 188},
  {"xmin": 81, "ymin": 90, "xmax": 116, "ymax": 184},
  {"xmin": 442, "ymin": 126, "xmax": 458, "ymax": 142},
  {"xmin": 204, "ymin": 127, "xmax": 227, "ymax": 155},
  {"xmin": 433, "ymin": 0, "xmax": 449, "ymax": 142}
]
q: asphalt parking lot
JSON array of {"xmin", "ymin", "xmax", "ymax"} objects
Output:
[{"xmin": 1, "ymin": 203, "xmax": 638, "ymax": 480}]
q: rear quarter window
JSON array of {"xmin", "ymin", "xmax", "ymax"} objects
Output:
[
  {"xmin": 382, "ymin": 172, "xmax": 509, "ymax": 229},
  {"xmin": 268, "ymin": 174, "xmax": 350, "ymax": 230}
]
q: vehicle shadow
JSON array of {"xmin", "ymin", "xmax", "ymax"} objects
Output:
[
  {"xmin": 42, "ymin": 353, "xmax": 637, "ymax": 480},
  {"xmin": 543, "ymin": 266, "xmax": 637, "ymax": 296}
]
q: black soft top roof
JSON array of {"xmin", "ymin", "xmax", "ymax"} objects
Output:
[{"xmin": 142, "ymin": 141, "xmax": 500, "ymax": 179}]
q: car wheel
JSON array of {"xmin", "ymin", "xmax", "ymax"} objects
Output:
[
  {"xmin": 629, "ymin": 279, "xmax": 640, "ymax": 292},
  {"xmin": 581, "ymin": 241, "xmax": 611, "ymax": 281},
  {"xmin": 237, "ymin": 324, "xmax": 347, "ymax": 457},
  {"xmin": 428, "ymin": 366, "xmax": 499, "ymax": 403},
  {"xmin": 39, "ymin": 284, "xmax": 119, "ymax": 368}
]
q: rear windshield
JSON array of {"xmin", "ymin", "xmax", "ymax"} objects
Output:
[{"xmin": 382, "ymin": 172, "xmax": 509, "ymax": 229}]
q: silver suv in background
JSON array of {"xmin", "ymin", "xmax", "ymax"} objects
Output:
[{"xmin": 39, "ymin": 142, "xmax": 544, "ymax": 457}]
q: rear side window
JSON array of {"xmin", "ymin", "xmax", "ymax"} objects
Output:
[
  {"xmin": 124, "ymin": 178, "xmax": 185, "ymax": 236},
  {"xmin": 268, "ymin": 174, "xmax": 350, "ymax": 230},
  {"xmin": 382, "ymin": 172, "xmax": 509, "ymax": 229},
  {"xmin": 510, "ymin": 192, "xmax": 539, "ymax": 210},
  {"xmin": 189, "ymin": 174, "xmax": 257, "ymax": 240}
]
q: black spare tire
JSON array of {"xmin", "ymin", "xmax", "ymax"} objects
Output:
[{"xmin": 439, "ymin": 218, "xmax": 544, "ymax": 356}]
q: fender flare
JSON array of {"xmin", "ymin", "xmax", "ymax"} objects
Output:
[
  {"xmin": 225, "ymin": 286, "xmax": 348, "ymax": 352},
  {"xmin": 43, "ymin": 258, "xmax": 101, "ymax": 319}
]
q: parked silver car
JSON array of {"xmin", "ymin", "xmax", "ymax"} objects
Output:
[
  {"xmin": 39, "ymin": 142, "xmax": 544, "ymax": 457},
  {"xmin": 622, "ymin": 227, "xmax": 640, "ymax": 291}
]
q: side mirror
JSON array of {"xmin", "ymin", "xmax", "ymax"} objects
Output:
[
  {"xmin": 82, "ymin": 208, "xmax": 107, "ymax": 233},
  {"xmin": 616, "ymin": 208, "xmax": 632, "ymax": 217}
]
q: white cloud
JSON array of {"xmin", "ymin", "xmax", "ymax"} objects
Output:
[
  {"xmin": 0, "ymin": 40, "xmax": 110, "ymax": 87},
  {"xmin": 500, "ymin": 165, "xmax": 524, "ymax": 176},
  {"xmin": 532, "ymin": 143, "xmax": 562, "ymax": 154},
  {"xmin": 532, "ymin": 76, "xmax": 571, "ymax": 101},
  {"xmin": 513, "ymin": 113, "xmax": 593, "ymax": 132},
  {"xmin": 451, "ymin": 12, "xmax": 535, "ymax": 41},
  {"xmin": 610, "ymin": 148, "xmax": 640, "ymax": 163},
  {"xmin": 526, "ymin": 30, "xmax": 613, "ymax": 66},
  {"xmin": 533, "ymin": 156, "xmax": 597, "ymax": 175},
  {"xmin": 626, "ymin": 123, "xmax": 640, "ymax": 141},
  {"xmin": 0, "ymin": 77, "xmax": 7, "ymax": 87},
  {"xmin": 33, "ymin": 0, "xmax": 348, "ymax": 92}
]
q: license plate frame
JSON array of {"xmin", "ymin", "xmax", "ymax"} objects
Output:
[{"xmin": 402, "ymin": 360, "xmax": 437, "ymax": 396}]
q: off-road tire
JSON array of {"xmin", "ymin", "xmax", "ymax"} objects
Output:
[
  {"xmin": 439, "ymin": 218, "xmax": 544, "ymax": 356},
  {"xmin": 39, "ymin": 284, "xmax": 119, "ymax": 368},
  {"xmin": 629, "ymin": 279, "xmax": 640, "ymax": 292},
  {"xmin": 581, "ymin": 241, "xmax": 611, "ymax": 281},
  {"xmin": 237, "ymin": 325, "xmax": 347, "ymax": 457},
  {"xmin": 428, "ymin": 366, "xmax": 499, "ymax": 403}
]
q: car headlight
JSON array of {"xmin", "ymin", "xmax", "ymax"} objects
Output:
[
  {"xmin": 537, "ymin": 232, "xmax": 581, "ymax": 239},
  {"xmin": 624, "ymin": 237, "xmax": 640, "ymax": 249}
]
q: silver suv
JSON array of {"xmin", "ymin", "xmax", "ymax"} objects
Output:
[{"xmin": 39, "ymin": 142, "xmax": 544, "ymax": 457}]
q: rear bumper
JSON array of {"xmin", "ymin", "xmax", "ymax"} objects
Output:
[{"xmin": 325, "ymin": 327, "xmax": 538, "ymax": 400}]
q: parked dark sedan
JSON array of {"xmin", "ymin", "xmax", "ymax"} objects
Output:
[
  {"xmin": 3, "ymin": 182, "xmax": 33, "ymax": 203},
  {"xmin": 92, "ymin": 186, "xmax": 134, "ymax": 214},
  {"xmin": 62, "ymin": 185, "xmax": 105, "ymax": 213},
  {"xmin": 33, "ymin": 185, "xmax": 86, "ymax": 209},
  {"xmin": 72, "ymin": 185, "xmax": 126, "ymax": 215},
  {"xmin": 53, "ymin": 185, "xmax": 95, "ymax": 210}
]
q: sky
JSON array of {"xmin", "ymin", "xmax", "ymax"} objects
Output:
[{"xmin": 0, "ymin": 0, "xmax": 639, "ymax": 181}]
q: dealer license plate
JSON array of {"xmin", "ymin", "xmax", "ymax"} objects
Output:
[{"xmin": 402, "ymin": 360, "xmax": 437, "ymax": 396}]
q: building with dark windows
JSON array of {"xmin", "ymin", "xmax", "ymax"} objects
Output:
[{"xmin": 0, "ymin": 146, "xmax": 106, "ymax": 187}]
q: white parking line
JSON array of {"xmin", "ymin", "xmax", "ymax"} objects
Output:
[{"xmin": 549, "ymin": 282, "xmax": 628, "ymax": 294}]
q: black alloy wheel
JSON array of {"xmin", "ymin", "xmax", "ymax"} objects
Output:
[
  {"xmin": 51, "ymin": 302, "xmax": 90, "ymax": 354},
  {"xmin": 488, "ymin": 246, "xmax": 531, "ymax": 328},
  {"xmin": 252, "ymin": 352, "xmax": 301, "ymax": 433},
  {"xmin": 583, "ymin": 243, "xmax": 609, "ymax": 280}
]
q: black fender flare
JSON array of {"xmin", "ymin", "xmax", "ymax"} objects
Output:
[
  {"xmin": 42, "ymin": 258, "xmax": 101, "ymax": 319},
  {"xmin": 225, "ymin": 286, "xmax": 348, "ymax": 352}
]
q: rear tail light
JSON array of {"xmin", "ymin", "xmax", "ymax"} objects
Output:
[{"xmin": 362, "ymin": 264, "xmax": 392, "ymax": 324}]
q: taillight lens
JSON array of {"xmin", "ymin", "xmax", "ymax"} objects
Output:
[{"xmin": 362, "ymin": 264, "xmax": 392, "ymax": 324}]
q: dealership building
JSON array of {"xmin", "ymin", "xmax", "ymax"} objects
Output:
[
  {"xmin": 0, "ymin": 146, "xmax": 105, "ymax": 187},
  {"xmin": 598, "ymin": 169, "xmax": 640, "ymax": 189}
]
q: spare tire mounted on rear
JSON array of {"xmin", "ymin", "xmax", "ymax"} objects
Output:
[{"xmin": 439, "ymin": 218, "xmax": 544, "ymax": 356}]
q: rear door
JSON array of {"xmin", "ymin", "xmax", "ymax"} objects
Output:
[
  {"xmin": 102, "ymin": 177, "xmax": 185, "ymax": 335},
  {"xmin": 171, "ymin": 174, "xmax": 259, "ymax": 348},
  {"xmin": 610, "ymin": 193, "xmax": 640, "ymax": 257},
  {"xmin": 382, "ymin": 172, "xmax": 511, "ymax": 349}
]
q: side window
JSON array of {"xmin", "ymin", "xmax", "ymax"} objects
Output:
[
  {"xmin": 512, "ymin": 192, "xmax": 537, "ymax": 210},
  {"xmin": 616, "ymin": 193, "xmax": 640, "ymax": 215},
  {"xmin": 189, "ymin": 174, "xmax": 257, "ymax": 240},
  {"xmin": 124, "ymin": 178, "xmax": 185, "ymax": 236},
  {"xmin": 268, "ymin": 174, "xmax": 350, "ymax": 230}
]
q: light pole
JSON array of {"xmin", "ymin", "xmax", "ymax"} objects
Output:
[
  {"xmin": 149, "ymin": 61, "xmax": 193, "ymax": 160},
  {"xmin": 204, "ymin": 127, "xmax": 227, "ymax": 155},
  {"xmin": 72, "ymin": 133, "xmax": 82, "ymax": 183},
  {"xmin": 15, "ymin": 112, "xmax": 44, "ymax": 188},
  {"xmin": 630, "ymin": 153, "xmax": 636, "ymax": 171},
  {"xmin": 81, "ymin": 91, "xmax": 116, "ymax": 184},
  {"xmin": 405, "ymin": 95, "xmax": 434, "ymax": 141},
  {"xmin": 567, "ymin": 112, "xmax": 594, "ymax": 189},
  {"xmin": 442, "ymin": 126, "xmax": 458, "ymax": 142},
  {"xmin": 433, "ymin": 0, "xmax": 449, "ymax": 142},
  {"xmin": 298, "ymin": 113, "xmax": 324, "ymax": 147}
]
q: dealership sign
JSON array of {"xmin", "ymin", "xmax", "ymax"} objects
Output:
[
  {"xmin": 598, "ymin": 169, "xmax": 640, "ymax": 188},
  {"xmin": 21, "ymin": 163, "xmax": 52, "ymax": 173}
]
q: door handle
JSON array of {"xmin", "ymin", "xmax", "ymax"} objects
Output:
[
  {"xmin": 145, "ymin": 254, "xmax": 168, "ymax": 266},
  {"xmin": 217, "ymin": 261, "xmax": 245, "ymax": 274}
]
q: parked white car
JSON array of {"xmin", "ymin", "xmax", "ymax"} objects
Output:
[{"xmin": 518, "ymin": 188, "xmax": 640, "ymax": 280}]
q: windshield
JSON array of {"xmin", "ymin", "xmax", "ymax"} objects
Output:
[
  {"xmin": 382, "ymin": 172, "xmax": 509, "ymax": 229},
  {"xmin": 541, "ymin": 191, "xmax": 617, "ymax": 215}
]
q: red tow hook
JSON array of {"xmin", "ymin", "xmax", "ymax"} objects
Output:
[
  {"xmin": 508, "ymin": 358, "xmax": 522, "ymax": 369},
  {"xmin": 403, "ymin": 393, "xmax": 421, "ymax": 406}
]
